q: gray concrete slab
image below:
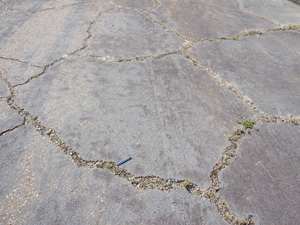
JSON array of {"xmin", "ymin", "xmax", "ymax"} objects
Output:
[
  {"xmin": 1, "ymin": 0, "xmax": 89, "ymax": 13},
  {"xmin": 0, "ymin": 78, "xmax": 8, "ymax": 97},
  {"xmin": 188, "ymin": 31, "xmax": 300, "ymax": 116},
  {"xmin": 81, "ymin": 8, "xmax": 184, "ymax": 59},
  {"xmin": 219, "ymin": 123, "xmax": 300, "ymax": 225},
  {"xmin": 1, "ymin": 0, "xmax": 300, "ymax": 224},
  {"xmin": 146, "ymin": 0, "xmax": 273, "ymax": 39},
  {"xmin": 14, "ymin": 55, "xmax": 254, "ymax": 188},
  {"xmin": 0, "ymin": 101, "xmax": 23, "ymax": 134},
  {"xmin": 237, "ymin": 0, "xmax": 300, "ymax": 25},
  {"xmin": 0, "ymin": 58, "xmax": 43, "ymax": 86},
  {"xmin": 0, "ymin": 125, "xmax": 226, "ymax": 225},
  {"xmin": 0, "ymin": 1, "xmax": 112, "ymax": 66},
  {"xmin": 112, "ymin": 0, "xmax": 157, "ymax": 10}
]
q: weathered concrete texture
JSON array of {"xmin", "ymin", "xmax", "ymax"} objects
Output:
[
  {"xmin": 0, "ymin": 125, "xmax": 226, "ymax": 225},
  {"xmin": 0, "ymin": 101, "xmax": 23, "ymax": 134},
  {"xmin": 0, "ymin": 78, "xmax": 8, "ymax": 96},
  {"xmin": 189, "ymin": 31, "xmax": 300, "ymax": 116},
  {"xmin": 81, "ymin": 8, "xmax": 184, "ymax": 59},
  {"xmin": 0, "ymin": 59, "xmax": 43, "ymax": 86},
  {"xmin": 0, "ymin": 1, "xmax": 112, "ymax": 66},
  {"xmin": 238, "ymin": 0, "xmax": 300, "ymax": 25},
  {"xmin": 0, "ymin": 0, "xmax": 90, "ymax": 14},
  {"xmin": 219, "ymin": 123, "xmax": 300, "ymax": 225},
  {"xmin": 15, "ymin": 55, "xmax": 254, "ymax": 187},
  {"xmin": 112, "ymin": 0, "xmax": 156, "ymax": 10},
  {"xmin": 147, "ymin": 0, "xmax": 273, "ymax": 39}
]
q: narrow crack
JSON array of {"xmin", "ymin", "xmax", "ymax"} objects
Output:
[
  {"xmin": 10, "ymin": 7, "xmax": 116, "ymax": 88},
  {"xmin": 0, "ymin": 118, "xmax": 26, "ymax": 137},
  {"xmin": 110, "ymin": 5, "xmax": 192, "ymax": 41},
  {"xmin": 0, "ymin": 56, "xmax": 42, "ymax": 68},
  {"xmin": 232, "ymin": 0, "xmax": 278, "ymax": 26},
  {"xmin": 1, "ymin": 1, "xmax": 93, "ymax": 15}
]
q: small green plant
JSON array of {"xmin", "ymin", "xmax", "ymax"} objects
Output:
[
  {"xmin": 183, "ymin": 179, "xmax": 192, "ymax": 187},
  {"xmin": 285, "ymin": 25, "xmax": 300, "ymax": 30},
  {"xmin": 241, "ymin": 120, "xmax": 253, "ymax": 129},
  {"xmin": 161, "ymin": 24, "xmax": 166, "ymax": 29},
  {"xmin": 153, "ymin": 55, "xmax": 160, "ymax": 59},
  {"xmin": 219, "ymin": 36, "xmax": 226, "ymax": 40},
  {"xmin": 31, "ymin": 116, "xmax": 37, "ymax": 120},
  {"xmin": 33, "ymin": 74, "xmax": 39, "ymax": 78},
  {"xmin": 237, "ymin": 117, "xmax": 256, "ymax": 134}
]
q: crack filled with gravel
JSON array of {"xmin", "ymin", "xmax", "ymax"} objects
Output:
[
  {"xmin": 180, "ymin": 51, "xmax": 267, "ymax": 118},
  {"xmin": 0, "ymin": 67, "xmax": 257, "ymax": 225},
  {"xmin": 75, "ymin": 49, "xmax": 181, "ymax": 62},
  {"xmin": 209, "ymin": 115, "xmax": 299, "ymax": 224}
]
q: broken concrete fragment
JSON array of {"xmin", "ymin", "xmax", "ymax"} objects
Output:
[{"xmin": 219, "ymin": 123, "xmax": 300, "ymax": 225}]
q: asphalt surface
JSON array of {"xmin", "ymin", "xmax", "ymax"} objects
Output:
[{"xmin": 0, "ymin": 0, "xmax": 300, "ymax": 224}]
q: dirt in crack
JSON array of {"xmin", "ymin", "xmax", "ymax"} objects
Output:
[{"xmin": 7, "ymin": 50, "xmax": 299, "ymax": 224}]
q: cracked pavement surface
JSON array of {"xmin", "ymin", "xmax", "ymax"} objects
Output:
[{"xmin": 0, "ymin": 0, "xmax": 299, "ymax": 224}]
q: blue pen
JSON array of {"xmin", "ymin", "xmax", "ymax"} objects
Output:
[{"xmin": 117, "ymin": 157, "xmax": 132, "ymax": 166}]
